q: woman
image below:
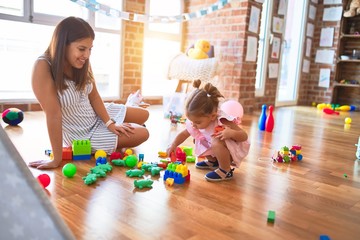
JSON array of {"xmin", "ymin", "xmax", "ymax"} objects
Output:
[{"xmin": 29, "ymin": 17, "xmax": 149, "ymax": 169}]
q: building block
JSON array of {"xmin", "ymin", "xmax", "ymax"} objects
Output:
[
  {"xmin": 72, "ymin": 140, "xmax": 91, "ymax": 160},
  {"xmin": 319, "ymin": 235, "xmax": 331, "ymax": 240},
  {"xmin": 267, "ymin": 210, "xmax": 275, "ymax": 223}
]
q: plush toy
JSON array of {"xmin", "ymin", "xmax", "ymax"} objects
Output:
[
  {"xmin": 344, "ymin": 0, "xmax": 360, "ymax": 17},
  {"xmin": 187, "ymin": 39, "xmax": 211, "ymax": 59}
]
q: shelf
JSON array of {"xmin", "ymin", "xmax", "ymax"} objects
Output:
[
  {"xmin": 340, "ymin": 33, "xmax": 360, "ymax": 38},
  {"xmin": 337, "ymin": 59, "xmax": 360, "ymax": 63},
  {"xmin": 334, "ymin": 83, "xmax": 360, "ymax": 88}
]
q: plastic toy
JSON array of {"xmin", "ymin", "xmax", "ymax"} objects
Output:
[
  {"xmin": 187, "ymin": 39, "xmax": 210, "ymax": 59},
  {"xmin": 319, "ymin": 235, "xmax": 331, "ymax": 240},
  {"xmin": 165, "ymin": 178, "xmax": 174, "ymax": 186},
  {"xmin": 45, "ymin": 147, "xmax": 73, "ymax": 160},
  {"xmin": 267, "ymin": 210, "xmax": 275, "ymax": 223},
  {"xmin": 158, "ymin": 151, "xmax": 167, "ymax": 158},
  {"xmin": 186, "ymin": 156, "xmax": 196, "ymax": 163},
  {"xmin": 82, "ymin": 173, "xmax": 97, "ymax": 185},
  {"xmin": 126, "ymin": 169, "xmax": 145, "ymax": 177},
  {"xmin": 150, "ymin": 166, "xmax": 163, "ymax": 176},
  {"xmin": 96, "ymin": 157, "xmax": 107, "ymax": 165},
  {"xmin": 1, "ymin": 108, "xmax": 24, "ymax": 126},
  {"xmin": 134, "ymin": 179, "xmax": 154, "ymax": 189},
  {"xmin": 322, "ymin": 108, "xmax": 339, "ymax": 115},
  {"xmin": 62, "ymin": 163, "xmax": 77, "ymax": 178},
  {"xmin": 90, "ymin": 166, "xmax": 107, "ymax": 177},
  {"xmin": 163, "ymin": 162, "xmax": 190, "ymax": 184},
  {"xmin": 112, "ymin": 159, "xmax": 126, "ymax": 166},
  {"xmin": 265, "ymin": 105, "xmax": 274, "ymax": 132},
  {"xmin": 273, "ymin": 145, "xmax": 303, "ymax": 163},
  {"xmin": 125, "ymin": 148, "xmax": 133, "ymax": 155},
  {"xmin": 72, "ymin": 139, "xmax": 91, "ymax": 160},
  {"xmin": 110, "ymin": 152, "xmax": 122, "ymax": 160},
  {"xmin": 138, "ymin": 153, "xmax": 144, "ymax": 161},
  {"xmin": 94, "ymin": 149, "xmax": 107, "ymax": 159},
  {"xmin": 258, "ymin": 104, "xmax": 267, "ymax": 131},
  {"xmin": 125, "ymin": 155, "xmax": 138, "ymax": 168},
  {"xmin": 345, "ymin": 117, "xmax": 352, "ymax": 124},
  {"xmin": 175, "ymin": 147, "xmax": 186, "ymax": 163},
  {"xmin": 97, "ymin": 162, "xmax": 113, "ymax": 172},
  {"xmin": 37, "ymin": 174, "xmax": 50, "ymax": 188},
  {"xmin": 220, "ymin": 100, "xmax": 244, "ymax": 123}
]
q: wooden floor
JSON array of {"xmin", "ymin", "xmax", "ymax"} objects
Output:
[{"xmin": 3, "ymin": 105, "xmax": 360, "ymax": 240}]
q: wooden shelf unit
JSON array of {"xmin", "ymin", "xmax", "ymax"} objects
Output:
[{"xmin": 333, "ymin": 2, "xmax": 360, "ymax": 106}]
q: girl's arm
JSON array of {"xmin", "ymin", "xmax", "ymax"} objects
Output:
[
  {"xmin": 167, "ymin": 129, "xmax": 191, "ymax": 156},
  {"xmin": 88, "ymin": 83, "xmax": 134, "ymax": 137},
  {"xmin": 214, "ymin": 119, "xmax": 248, "ymax": 142},
  {"xmin": 29, "ymin": 59, "xmax": 63, "ymax": 169}
]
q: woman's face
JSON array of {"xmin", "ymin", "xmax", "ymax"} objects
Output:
[{"xmin": 65, "ymin": 37, "xmax": 93, "ymax": 69}]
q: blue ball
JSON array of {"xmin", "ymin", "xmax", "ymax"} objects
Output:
[{"xmin": 2, "ymin": 108, "xmax": 24, "ymax": 126}]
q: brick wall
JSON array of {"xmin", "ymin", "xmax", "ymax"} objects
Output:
[{"xmin": 184, "ymin": 0, "xmax": 258, "ymax": 113}]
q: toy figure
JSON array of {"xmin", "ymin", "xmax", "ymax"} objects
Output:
[
  {"xmin": 134, "ymin": 179, "xmax": 154, "ymax": 189},
  {"xmin": 126, "ymin": 169, "xmax": 145, "ymax": 178},
  {"xmin": 83, "ymin": 173, "xmax": 98, "ymax": 185}
]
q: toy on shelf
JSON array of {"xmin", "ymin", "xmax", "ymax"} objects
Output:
[
  {"xmin": 343, "ymin": 0, "xmax": 360, "ymax": 17},
  {"xmin": 72, "ymin": 139, "xmax": 91, "ymax": 160},
  {"xmin": 272, "ymin": 145, "xmax": 303, "ymax": 163},
  {"xmin": 187, "ymin": 39, "xmax": 211, "ymax": 60},
  {"xmin": 134, "ymin": 179, "xmax": 154, "ymax": 189}
]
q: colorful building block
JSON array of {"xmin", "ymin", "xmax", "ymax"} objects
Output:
[
  {"xmin": 72, "ymin": 140, "xmax": 91, "ymax": 160},
  {"xmin": 267, "ymin": 210, "xmax": 275, "ymax": 223}
]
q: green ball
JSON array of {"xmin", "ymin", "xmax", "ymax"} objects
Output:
[
  {"xmin": 125, "ymin": 155, "xmax": 138, "ymax": 168},
  {"xmin": 62, "ymin": 163, "xmax": 77, "ymax": 178}
]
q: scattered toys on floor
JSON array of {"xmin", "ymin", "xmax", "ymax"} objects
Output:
[{"xmin": 272, "ymin": 145, "xmax": 303, "ymax": 163}]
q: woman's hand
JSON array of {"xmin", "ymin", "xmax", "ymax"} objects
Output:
[
  {"xmin": 109, "ymin": 122, "xmax": 135, "ymax": 137},
  {"xmin": 28, "ymin": 159, "xmax": 61, "ymax": 169}
]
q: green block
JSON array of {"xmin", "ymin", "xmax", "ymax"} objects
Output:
[
  {"xmin": 267, "ymin": 210, "xmax": 275, "ymax": 223},
  {"xmin": 72, "ymin": 139, "xmax": 91, "ymax": 156}
]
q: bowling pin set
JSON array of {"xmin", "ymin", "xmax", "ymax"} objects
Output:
[{"xmin": 258, "ymin": 104, "xmax": 274, "ymax": 132}]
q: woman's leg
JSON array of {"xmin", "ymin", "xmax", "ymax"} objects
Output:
[
  {"xmin": 117, "ymin": 123, "xmax": 149, "ymax": 148},
  {"xmin": 124, "ymin": 107, "xmax": 149, "ymax": 125}
]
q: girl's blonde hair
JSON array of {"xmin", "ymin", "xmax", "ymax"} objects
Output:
[{"xmin": 185, "ymin": 80, "xmax": 224, "ymax": 116}]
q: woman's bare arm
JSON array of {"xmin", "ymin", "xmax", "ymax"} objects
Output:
[{"xmin": 29, "ymin": 59, "xmax": 63, "ymax": 169}]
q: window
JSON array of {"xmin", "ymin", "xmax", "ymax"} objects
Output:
[
  {"xmin": 255, "ymin": 0, "xmax": 272, "ymax": 97},
  {"xmin": 142, "ymin": 0, "xmax": 182, "ymax": 97},
  {"xmin": 0, "ymin": 0, "xmax": 122, "ymax": 101}
]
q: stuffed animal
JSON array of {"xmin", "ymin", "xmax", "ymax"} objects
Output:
[
  {"xmin": 344, "ymin": 0, "xmax": 360, "ymax": 17},
  {"xmin": 187, "ymin": 39, "xmax": 211, "ymax": 59}
]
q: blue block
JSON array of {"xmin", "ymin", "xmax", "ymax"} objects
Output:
[{"xmin": 73, "ymin": 154, "xmax": 91, "ymax": 160}]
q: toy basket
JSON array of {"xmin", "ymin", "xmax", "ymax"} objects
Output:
[{"xmin": 167, "ymin": 53, "xmax": 218, "ymax": 82}]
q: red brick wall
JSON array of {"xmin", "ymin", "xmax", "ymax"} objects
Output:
[
  {"xmin": 122, "ymin": 0, "xmax": 145, "ymax": 101},
  {"xmin": 184, "ymin": 0, "xmax": 258, "ymax": 113}
]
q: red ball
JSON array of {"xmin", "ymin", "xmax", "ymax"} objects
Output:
[{"xmin": 37, "ymin": 174, "xmax": 51, "ymax": 188}]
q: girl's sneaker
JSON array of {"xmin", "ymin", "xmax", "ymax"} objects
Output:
[
  {"xmin": 195, "ymin": 160, "xmax": 219, "ymax": 169},
  {"xmin": 205, "ymin": 168, "xmax": 234, "ymax": 182}
]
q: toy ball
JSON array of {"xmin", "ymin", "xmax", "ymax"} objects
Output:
[
  {"xmin": 345, "ymin": 117, "xmax": 352, "ymax": 124},
  {"xmin": 125, "ymin": 149, "xmax": 133, "ymax": 155},
  {"xmin": 62, "ymin": 163, "xmax": 77, "ymax": 178},
  {"xmin": 125, "ymin": 155, "xmax": 138, "ymax": 168},
  {"xmin": 37, "ymin": 174, "xmax": 51, "ymax": 188},
  {"xmin": 2, "ymin": 108, "xmax": 24, "ymax": 126},
  {"xmin": 220, "ymin": 100, "xmax": 244, "ymax": 123},
  {"xmin": 95, "ymin": 149, "xmax": 107, "ymax": 159}
]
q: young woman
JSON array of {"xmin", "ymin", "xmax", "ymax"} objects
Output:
[{"xmin": 29, "ymin": 17, "xmax": 149, "ymax": 169}]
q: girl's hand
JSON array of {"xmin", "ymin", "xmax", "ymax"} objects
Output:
[
  {"xmin": 166, "ymin": 144, "xmax": 177, "ymax": 158},
  {"xmin": 109, "ymin": 123, "xmax": 135, "ymax": 137},
  {"xmin": 212, "ymin": 126, "xmax": 232, "ymax": 141},
  {"xmin": 28, "ymin": 159, "xmax": 61, "ymax": 169}
]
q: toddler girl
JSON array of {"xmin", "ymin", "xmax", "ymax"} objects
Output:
[{"xmin": 167, "ymin": 80, "xmax": 250, "ymax": 182}]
